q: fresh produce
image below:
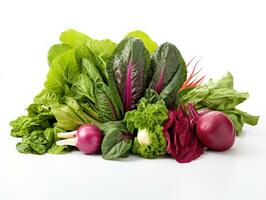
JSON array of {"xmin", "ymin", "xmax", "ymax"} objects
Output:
[
  {"xmin": 125, "ymin": 30, "xmax": 158, "ymax": 54},
  {"xmin": 56, "ymin": 124, "xmax": 102, "ymax": 154},
  {"xmin": 9, "ymin": 29, "xmax": 259, "ymax": 163},
  {"xmin": 107, "ymin": 38, "xmax": 150, "ymax": 113},
  {"xmin": 188, "ymin": 104, "xmax": 235, "ymax": 151},
  {"xmin": 180, "ymin": 72, "xmax": 259, "ymax": 134},
  {"xmin": 100, "ymin": 121, "xmax": 133, "ymax": 160},
  {"xmin": 124, "ymin": 91, "xmax": 168, "ymax": 158},
  {"xmin": 149, "ymin": 42, "xmax": 187, "ymax": 107},
  {"xmin": 163, "ymin": 106, "xmax": 204, "ymax": 163}
]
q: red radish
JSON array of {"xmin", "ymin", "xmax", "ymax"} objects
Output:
[
  {"xmin": 188, "ymin": 104, "xmax": 235, "ymax": 151},
  {"xmin": 56, "ymin": 124, "xmax": 103, "ymax": 154}
]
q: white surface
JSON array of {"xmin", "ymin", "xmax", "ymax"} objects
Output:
[{"xmin": 0, "ymin": 0, "xmax": 266, "ymax": 200}]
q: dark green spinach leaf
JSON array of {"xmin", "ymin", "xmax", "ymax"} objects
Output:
[{"xmin": 101, "ymin": 121, "xmax": 133, "ymax": 160}]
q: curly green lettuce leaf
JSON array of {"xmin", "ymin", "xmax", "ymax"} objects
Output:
[
  {"xmin": 10, "ymin": 104, "xmax": 55, "ymax": 137},
  {"xmin": 124, "ymin": 94, "xmax": 168, "ymax": 158},
  {"xmin": 131, "ymin": 126, "xmax": 167, "ymax": 159}
]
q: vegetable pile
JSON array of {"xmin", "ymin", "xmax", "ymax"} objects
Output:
[{"xmin": 10, "ymin": 29, "xmax": 259, "ymax": 163}]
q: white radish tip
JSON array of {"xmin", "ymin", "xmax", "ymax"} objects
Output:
[
  {"xmin": 56, "ymin": 137, "xmax": 77, "ymax": 146},
  {"xmin": 57, "ymin": 130, "xmax": 77, "ymax": 139}
]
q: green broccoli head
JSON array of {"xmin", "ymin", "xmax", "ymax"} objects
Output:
[{"xmin": 124, "ymin": 95, "xmax": 168, "ymax": 158}]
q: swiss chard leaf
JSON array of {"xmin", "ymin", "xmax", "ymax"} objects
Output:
[
  {"xmin": 107, "ymin": 38, "xmax": 150, "ymax": 113},
  {"xmin": 149, "ymin": 43, "xmax": 187, "ymax": 107},
  {"xmin": 95, "ymin": 83, "xmax": 122, "ymax": 122}
]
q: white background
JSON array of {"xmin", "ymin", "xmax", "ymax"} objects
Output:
[{"xmin": 0, "ymin": 0, "xmax": 265, "ymax": 199}]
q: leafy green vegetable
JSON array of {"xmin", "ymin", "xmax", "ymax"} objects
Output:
[
  {"xmin": 125, "ymin": 30, "xmax": 158, "ymax": 54},
  {"xmin": 10, "ymin": 104, "xmax": 72, "ymax": 154},
  {"xmin": 95, "ymin": 83, "xmax": 122, "ymax": 122},
  {"xmin": 34, "ymin": 89, "xmax": 61, "ymax": 106},
  {"xmin": 100, "ymin": 121, "xmax": 133, "ymax": 160},
  {"xmin": 11, "ymin": 29, "xmax": 259, "ymax": 159},
  {"xmin": 107, "ymin": 38, "xmax": 150, "ymax": 113},
  {"xmin": 60, "ymin": 29, "xmax": 92, "ymax": 47},
  {"xmin": 81, "ymin": 58, "xmax": 122, "ymax": 122},
  {"xmin": 60, "ymin": 29, "xmax": 116, "ymax": 80},
  {"xmin": 180, "ymin": 72, "xmax": 259, "ymax": 134},
  {"xmin": 70, "ymin": 74, "xmax": 96, "ymax": 102},
  {"xmin": 48, "ymin": 126, "xmax": 74, "ymax": 154},
  {"xmin": 16, "ymin": 128, "xmax": 54, "ymax": 154},
  {"xmin": 47, "ymin": 44, "xmax": 72, "ymax": 66},
  {"xmin": 51, "ymin": 97, "xmax": 99, "ymax": 130},
  {"xmin": 124, "ymin": 92, "xmax": 168, "ymax": 158},
  {"xmin": 81, "ymin": 58, "xmax": 103, "ymax": 85},
  {"xmin": 224, "ymin": 109, "xmax": 259, "ymax": 133},
  {"xmin": 44, "ymin": 49, "xmax": 80, "ymax": 96},
  {"xmin": 86, "ymin": 39, "xmax": 116, "ymax": 79},
  {"xmin": 10, "ymin": 104, "xmax": 55, "ymax": 137},
  {"xmin": 150, "ymin": 43, "xmax": 187, "ymax": 107}
]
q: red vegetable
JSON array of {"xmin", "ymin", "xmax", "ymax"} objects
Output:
[
  {"xmin": 188, "ymin": 104, "xmax": 235, "ymax": 151},
  {"xmin": 56, "ymin": 124, "xmax": 103, "ymax": 154},
  {"xmin": 163, "ymin": 107, "xmax": 204, "ymax": 163},
  {"xmin": 179, "ymin": 57, "xmax": 205, "ymax": 93}
]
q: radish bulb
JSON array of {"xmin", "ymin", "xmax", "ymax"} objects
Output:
[
  {"xmin": 188, "ymin": 104, "xmax": 235, "ymax": 151},
  {"xmin": 56, "ymin": 124, "xmax": 102, "ymax": 154}
]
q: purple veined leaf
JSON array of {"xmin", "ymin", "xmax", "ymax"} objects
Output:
[
  {"xmin": 107, "ymin": 38, "xmax": 150, "ymax": 113},
  {"xmin": 155, "ymin": 64, "xmax": 166, "ymax": 93},
  {"xmin": 150, "ymin": 43, "xmax": 187, "ymax": 107},
  {"xmin": 95, "ymin": 83, "xmax": 122, "ymax": 122}
]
